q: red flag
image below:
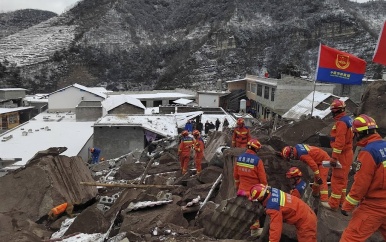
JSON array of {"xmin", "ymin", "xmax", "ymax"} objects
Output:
[
  {"xmin": 373, "ymin": 20, "xmax": 386, "ymax": 66},
  {"xmin": 316, "ymin": 44, "xmax": 366, "ymax": 85}
]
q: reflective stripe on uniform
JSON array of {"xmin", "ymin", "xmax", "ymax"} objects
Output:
[
  {"xmin": 237, "ymin": 162, "xmax": 254, "ymax": 169},
  {"xmin": 331, "ymin": 193, "xmax": 341, "ymax": 199},
  {"xmin": 314, "ymin": 170, "xmax": 320, "ymax": 175},
  {"xmin": 332, "ymin": 148, "xmax": 342, "ymax": 154},
  {"xmin": 342, "ymin": 189, "xmax": 347, "ymax": 193},
  {"xmin": 320, "ymin": 190, "xmax": 328, "ymax": 195},
  {"xmin": 383, "ymin": 161, "xmax": 386, "ymax": 167},
  {"xmin": 346, "ymin": 194, "xmax": 360, "ymax": 206},
  {"xmin": 280, "ymin": 191, "xmax": 286, "ymax": 206}
]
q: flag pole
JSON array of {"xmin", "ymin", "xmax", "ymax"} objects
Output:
[{"xmin": 311, "ymin": 43, "xmax": 321, "ymax": 117}]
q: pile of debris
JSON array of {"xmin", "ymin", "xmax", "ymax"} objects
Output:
[{"xmin": 1, "ymin": 82, "xmax": 386, "ymax": 242}]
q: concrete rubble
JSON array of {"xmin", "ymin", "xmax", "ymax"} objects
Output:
[{"xmin": 1, "ymin": 82, "xmax": 386, "ymax": 242}]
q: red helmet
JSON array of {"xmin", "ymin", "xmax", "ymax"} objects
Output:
[
  {"xmin": 281, "ymin": 146, "xmax": 293, "ymax": 160},
  {"xmin": 247, "ymin": 139, "xmax": 262, "ymax": 150},
  {"xmin": 250, "ymin": 184, "xmax": 269, "ymax": 201},
  {"xmin": 352, "ymin": 114, "xmax": 378, "ymax": 133},
  {"xmin": 330, "ymin": 99, "xmax": 346, "ymax": 111},
  {"xmin": 286, "ymin": 167, "xmax": 302, "ymax": 178},
  {"xmin": 181, "ymin": 130, "xmax": 189, "ymax": 136},
  {"xmin": 193, "ymin": 130, "xmax": 200, "ymax": 136},
  {"xmin": 237, "ymin": 118, "xmax": 244, "ymax": 126}
]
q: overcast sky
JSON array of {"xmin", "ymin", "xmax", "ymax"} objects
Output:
[
  {"xmin": 0, "ymin": 0, "xmax": 81, "ymax": 14},
  {"xmin": 0, "ymin": 0, "xmax": 372, "ymax": 15}
]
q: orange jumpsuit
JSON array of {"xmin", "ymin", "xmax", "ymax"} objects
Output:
[
  {"xmin": 294, "ymin": 144, "xmax": 330, "ymax": 201},
  {"xmin": 234, "ymin": 149, "xmax": 267, "ymax": 195},
  {"xmin": 340, "ymin": 134, "xmax": 386, "ymax": 242},
  {"xmin": 193, "ymin": 136, "xmax": 204, "ymax": 173},
  {"xmin": 178, "ymin": 136, "xmax": 193, "ymax": 174},
  {"xmin": 329, "ymin": 112, "xmax": 353, "ymax": 208},
  {"xmin": 263, "ymin": 188, "xmax": 317, "ymax": 242},
  {"xmin": 290, "ymin": 179, "xmax": 307, "ymax": 199},
  {"xmin": 50, "ymin": 203, "xmax": 68, "ymax": 215},
  {"xmin": 232, "ymin": 125, "xmax": 251, "ymax": 148}
]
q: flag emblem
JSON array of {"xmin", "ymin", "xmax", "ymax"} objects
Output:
[{"xmin": 336, "ymin": 54, "xmax": 350, "ymax": 69}]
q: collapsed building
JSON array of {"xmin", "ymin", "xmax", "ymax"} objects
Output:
[{"xmin": 0, "ymin": 81, "xmax": 385, "ymax": 242}]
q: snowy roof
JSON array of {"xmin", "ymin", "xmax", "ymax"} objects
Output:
[
  {"xmin": 173, "ymin": 98, "xmax": 193, "ymax": 105},
  {"xmin": 47, "ymin": 83, "xmax": 107, "ymax": 99},
  {"xmin": 282, "ymin": 91, "xmax": 349, "ymax": 120},
  {"xmin": 0, "ymin": 88, "xmax": 27, "ymax": 91},
  {"xmin": 0, "ymin": 107, "xmax": 34, "ymax": 114},
  {"xmin": 121, "ymin": 92, "xmax": 195, "ymax": 99},
  {"xmin": 102, "ymin": 95, "xmax": 146, "ymax": 111},
  {"xmin": 95, "ymin": 114, "xmax": 178, "ymax": 137},
  {"xmin": 87, "ymin": 87, "xmax": 112, "ymax": 93},
  {"xmin": 24, "ymin": 95, "xmax": 49, "ymax": 103},
  {"xmin": 0, "ymin": 111, "xmax": 94, "ymax": 169}
]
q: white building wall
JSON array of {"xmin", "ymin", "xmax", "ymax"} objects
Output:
[
  {"xmin": 198, "ymin": 94, "xmax": 219, "ymax": 108},
  {"xmin": 48, "ymin": 87, "xmax": 104, "ymax": 112}
]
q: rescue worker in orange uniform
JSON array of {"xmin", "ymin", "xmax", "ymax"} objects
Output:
[
  {"xmin": 286, "ymin": 167, "xmax": 307, "ymax": 199},
  {"xmin": 232, "ymin": 118, "xmax": 251, "ymax": 148},
  {"xmin": 340, "ymin": 114, "xmax": 386, "ymax": 242},
  {"xmin": 178, "ymin": 130, "xmax": 194, "ymax": 174},
  {"xmin": 249, "ymin": 184, "xmax": 317, "ymax": 242},
  {"xmin": 234, "ymin": 139, "xmax": 267, "ymax": 196},
  {"xmin": 234, "ymin": 139, "xmax": 267, "ymax": 237},
  {"xmin": 48, "ymin": 202, "xmax": 74, "ymax": 221},
  {"xmin": 322, "ymin": 99, "xmax": 354, "ymax": 210},
  {"xmin": 192, "ymin": 130, "xmax": 204, "ymax": 174},
  {"xmin": 282, "ymin": 144, "xmax": 329, "ymax": 200}
]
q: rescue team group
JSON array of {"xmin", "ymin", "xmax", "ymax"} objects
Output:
[{"xmin": 178, "ymin": 99, "xmax": 386, "ymax": 242}]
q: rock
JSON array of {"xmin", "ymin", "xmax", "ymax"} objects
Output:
[
  {"xmin": 271, "ymin": 119, "xmax": 330, "ymax": 146},
  {"xmin": 64, "ymin": 204, "xmax": 110, "ymax": 236},
  {"xmin": 148, "ymin": 162, "xmax": 181, "ymax": 175},
  {"xmin": 357, "ymin": 81, "xmax": 386, "ymax": 136},
  {"xmin": 317, "ymin": 205, "xmax": 384, "ymax": 241},
  {"xmin": 0, "ymin": 214, "xmax": 52, "ymax": 242},
  {"xmin": 181, "ymin": 183, "xmax": 213, "ymax": 205},
  {"xmin": 195, "ymin": 201, "xmax": 217, "ymax": 228},
  {"xmin": 197, "ymin": 166, "xmax": 223, "ymax": 184},
  {"xmin": 119, "ymin": 195, "xmax": 188, "ymax": 235},
  {"xmin": 158, "ymin": 152, "xmax": 177, "ymax": 165},
  {"xmin": 116, "ymin": 162, "xmax": 145, "ymax": 180},
  {"xmin": 0, "ymin": 153, "xmax": 97, "ymax": 221}
]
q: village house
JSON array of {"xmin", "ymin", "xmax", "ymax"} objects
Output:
[{"xmin": 226, "ymin": 75, "xmax": 335, "ymax": 120}]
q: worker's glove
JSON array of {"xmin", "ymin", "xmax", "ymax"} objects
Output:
[
  {"xmin": 275, "ymin": 151, "xmax": 282, "ymax": 157},
  {"xmin": 341, "ymin": 210, "xmax": 349, "ymax": 216},
  {"xmin": 315, "ymin": 177, "xmax": 323, "ymax": 185},
  {"xmin": 330, "ymin": 157, "xmax": 338, "ymax": 168},
  {"xmin": 196, "ymin": 143, "xmax": 200, "ymax": 147}
]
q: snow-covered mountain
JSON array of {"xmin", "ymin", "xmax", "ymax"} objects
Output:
[{"xmin": 0, "ymin": 0, "xmax": 385, "ymax": 93}]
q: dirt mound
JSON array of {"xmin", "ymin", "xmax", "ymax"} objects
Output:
[
  {"xmin": 0, "ymin": 149, "xmax": 97, "ymax": 221},
  {"xmin": 271, "ymin": 118, "xmax": 331, "ymax": 146},
  {"xmin": 357, "ymin": 81, "xmax": 386, "ymax": 136}
]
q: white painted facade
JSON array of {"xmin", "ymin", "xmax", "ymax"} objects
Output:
[
  {"xmin": 48, "ymin": 85, "xmax": 105, "ymax": 112},
  {"xmin": 198, "ymin": 91, "xmax": 229, "ymax": 108}
]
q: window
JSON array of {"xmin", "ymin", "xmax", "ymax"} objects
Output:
[
  {"xmin": 257, "ymin": 84, "xmax": 262, "ymax": 96},
  {"xmin": 271, "ymin": 88, "xmax": 276, "ymax": 101},
  {"xmin": 264, "ymin": 86, "xmax": 270, "ymax": 99},
  {"xmin": 247, "ymin": 83, "xmax": 251, "ymax": 92},
  {"xmin": 8, "ymin": 113, "xmax": 18, "ymax": 124},
  {"xmin": 251, "ymin": 83, "xmax": 257, "ymax": 94},
  {"xmin": 153, "ymin": 100, "xmax": 162, "ymax": 107}
]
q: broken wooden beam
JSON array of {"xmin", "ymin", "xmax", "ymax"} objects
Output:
[{"xmin": 80, "ymin": 182, "xmax": 180, "ymax": 189}]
